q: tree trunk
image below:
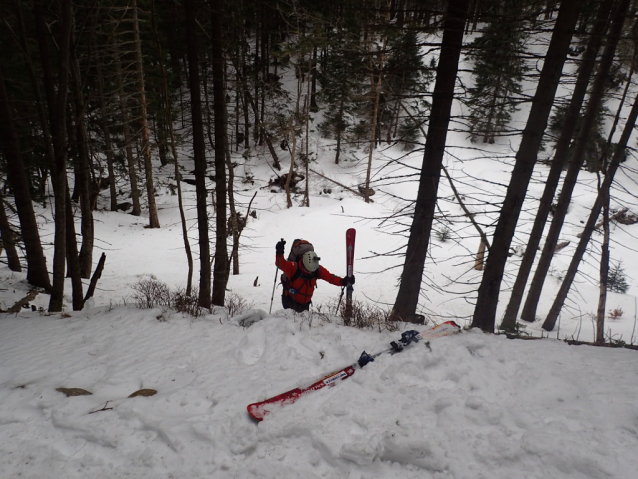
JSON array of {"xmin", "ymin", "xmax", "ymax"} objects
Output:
[
  {"xmin": 150, "ymin": 0, "xmax": 193, "ymax": 295},
  {"xmin": 210, "ymin": 0, "xmax": 229, "ymax": 307},
  {"xmin": 520, "ymin": 0, "xmax": 628, "ymax": 324},
  {"xmin": 132, "ymin": 0, "xmax": 160, "ymax": 229},
  {"xmin": 70, "ymin": 46, "xmax": 94, "ymax": 279},
  {"xmin": 0, "ymin": 66, "xmax": 49, "ymax": 285},
  {"xmin": 96, "ymin": 58, "xmax": 119, "ymax": 212},
  {"xmin": 365, "ymin": 43, "xmax": 385, "ymax": 203},
  {"xmin": 0, "ymin": 189, "xmax": 22, "ymax": 272},
  {"xmin": 185, "ymin": 0, "xmax": 212, "ymax": 309},
  {"xmin": 471, "ymin": 0, "xmax": 580, "ymax": 332},
  {"xmin": 65, "ymin": 187, "xmax": 84, "ymax": 311},
  {"xmin": 391, "ymin": 0, "xmax": 470, "ymax": 323},
  {"xmin": 113, "ymin": 38, "xmax": 142, "ymax": 217},
  {"xmin": 335, "ymin": 97, "xmax": 344, "ymax": 164},
  {"xmin": 310, "ymin": 45, "xmax": 319, "ymax": 112},
  {"xmin": 84, "ymin": 252, "xmax": 106, "ymax": 303},
  {"xmin": 241, "ymin": 84, "xmax": 282, "ymax": 170},
  {"xmin": 596, "ymin": 183, "xmax": 610, "ymax": 344},
  {"xmin": 34, "ymin": 0, "xmax": 73, "ymax": 311},
  {"xmin": 542, "ymin": 90, "xmax": 638, "ymax": 331},
  {"xmin": 500, "ymin": 0, "xmax": 612, "ymax": 330}
]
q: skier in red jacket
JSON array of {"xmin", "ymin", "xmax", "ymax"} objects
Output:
[{"xmin": 276, "ymin": 239, "xmax": 354, "ymax": 312}]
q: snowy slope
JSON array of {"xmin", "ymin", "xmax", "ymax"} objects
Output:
[{"xmin": 1, "ymin": 305, "xmax": 637, "ymax": 478}]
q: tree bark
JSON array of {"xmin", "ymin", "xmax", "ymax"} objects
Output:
[
  {"xmin": 113, "ymin": 37, "xmax": 142, "ymax": 217},
  {"xmin": 471, "ymin": 0, "xmax": 580, "ymax": 332},
  {"xmin": 391, "ymin": 0, "xmax": 470, "ymax": 323},
  {"xmin": 210, "ymin": 0, "xmax": 229, "ymax": 307},
  {"xmin": 65, "ymin": 187, "xmax": 84, "ymax": 311},
  {"xmin": 0, "ymin": 189, "xmax": 22, "ymax": 272},
  {"xmin": 596, "ymin": 183, "xmax": 610, "ymax": 344},
  {"xmin": 542, "ymin": 90, "xmax": 638, "ymax": 331},
  {"xmin": 520, "ymin": 0, "xmax": 628, "ymax": 324},
  {"xmin": 70, "ymin": 43, "xmax": 94, "ymax": 279},
  {"xmin": 500, "ymin": 0, "xmax": 612, "ymax": 330},
  {"xmin": 0, "ymin": 66, "xmax": 49, "ymax": 285},
  {"xmin": 132, "ymin": 0, "xmax": 160, "ymax": 229},
  {"xmin": 365, "ymin": 41, "xmax": 385, "ymax": 203},
  {"xmin": 185, "ymin": 0, "xmax": 212, "ymax": 309},
  {"xmin": 84, "ymin": 252, "xmax": 106, "ymax": 303},
  {"xmin": 33, "ymin": 0, "xmax": 73, "ymax": 311},
  {"xmin": 96, "ymin": 57, "xmax": 119, "ymax": 212},
  {"xmin": 150, "ymin": 0, "xmax": 194, "ymax": 295}
]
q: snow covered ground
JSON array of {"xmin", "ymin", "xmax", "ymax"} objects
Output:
[
  {"xmin": 1, "ymin": 306, "xmax": 637, "ymax": 478},
  {"xmin": 2, "ymin": 132, "xmax": 638, "ymax": 477}
]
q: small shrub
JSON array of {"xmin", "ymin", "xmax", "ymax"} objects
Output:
[
  {"xmin": 172, "ymin": 287, "xmax": 205, "ymax": 317},
  {"xmin": 338, "ymin": 299, "xmax": 399, "ymax": 332},
  {"xmin": 130, "ymin": 279, "xmax": 256, "ymax": 319},
  {"xmin": 435, "ymin": 227, "xmax": 452, "ymax": 243},
  {"xmin": 225, "ymin": 292, "xmax": 254, "ymax": 318},
  {"xmin": 131, "ymin": 275, "xmax": 172, "ymax": 309},
  {"xmin": 608, "ymin": 308, "xmax": 623, "ymax": 320}
]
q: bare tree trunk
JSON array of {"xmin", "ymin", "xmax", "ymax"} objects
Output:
[
  {"xmin": 542, "ymin": 91, "xmax": 638, "ymax": 331},
  {"xmin": 471, "ymin": 0, "xmax": 580, "ymax": 332},
  {"xmin": 132, "ymin": 0, "xmax": 160, "ymax": 228},
  {"xmin": 96, "ymin": 58, "xmax": 119, "ymax": 212},
  {"xmin": 84, "ymin": 252, "xmax": 106, "ymax": 303},
  {"xmin": 365, "ymin": 43, "xmax": 385, "ymax": 203},
  {"xmin": 520, "ymin": 0, "xmax": 628, "ymax": 324},
  {"xmin": 210, "ymin": 0, "xmax": 229, "ymax": 307},
  {"xmin": 596, "ymin": 182, "xmax": 610, "ymax": 344},
  {"xmin": 475, "ymin": 240, "xmax": 486, "ymax": 271},
  {"xmin": 0, "ymin": 189, "xmax": 21, "ymax": 272},
  {"xmin": 391, "ymin": 0, "xmax": 470, "ymax": 323},
  {"xmin": 239, "ymin": 81, "xmax": 282, "ymax": 170},
  {"xmin": 185, "ymin": 0, "xmax": 212, "ymax": 309},
  {"xmin": 70, "ymin": 46, "xmax": 94, "ymax": 279},
  {"xmin": 0, "ymin": 67, "xmax": 49, "ymax": 284},
  {"xmin": 34, "ymin": 0, "xmax": 73, "ymax": 311},
  {"xmin": 335, "ymin": 97, "xmax": 344, "ymax": 164},
  {"xmin": 500, "ymin": 0, "xmax": 612, "ymax": 330},
  {"xmin": 150, "ymin": 0, "xmax": 193, "ymax": 295},
  {"xmin": 284, "ymin": 116, "xmax": 297, "ymax": 208},
  {"xmin": 65, "ymin": 187, "xmax": 84, "ymax": 311},
  {"xmin": 241, "ymin": 40, "xmax": 250, "ymax": 149},
  {"xmin": 113, "ymin": 38, "xmax": 142, "ymax": 216},
  {"xmin": 304, "ymin": 72, "xmax": 311, "ymax": 207},
  {"xmin": 310, "ymin": 44, "xmax": 318, "ymax": 112}
]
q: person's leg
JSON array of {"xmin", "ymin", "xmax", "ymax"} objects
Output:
[{"xmin": 282, "ymin": 294, "xmax": 292, "ymax": 310}]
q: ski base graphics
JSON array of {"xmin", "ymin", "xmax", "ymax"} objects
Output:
[{"xmin": 247, "ymin": 320, "xmax": 460, "ymax": 421}]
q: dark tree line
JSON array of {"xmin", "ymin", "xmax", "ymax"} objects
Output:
[{"xmin": 1, "ymin": 0, "xmax": 637, "ymax": 338}]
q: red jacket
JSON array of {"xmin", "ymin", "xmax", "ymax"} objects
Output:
[{"xmin": 276, "ymin": 254, "xmax": 343, "ymax": 305}]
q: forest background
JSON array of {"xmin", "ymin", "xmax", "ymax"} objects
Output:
[{"xmin": 2, "ymin": 0, "xmax": 638, "ymax": 344}]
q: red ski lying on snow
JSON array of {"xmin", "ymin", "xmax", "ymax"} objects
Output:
[{"xmin": 247, "ymin": 320, "xmax": 461, "ymax": 421}]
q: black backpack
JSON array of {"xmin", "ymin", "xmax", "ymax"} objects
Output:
[{"xmin": 281, "ymin": 239, "xmax": 317, "ymax": 292}]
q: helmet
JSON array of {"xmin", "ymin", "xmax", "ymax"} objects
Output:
[{"xmin": 301, "ymin": 251, "xmax": 320, "ymax": 273}]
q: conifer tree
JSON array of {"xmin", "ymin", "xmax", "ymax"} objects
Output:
[
  {"xmin": 317, "ymin": 31, "xmax": 368, "ymax": 163},
  {"xmin": 381, "ymin": 30, "xmax": 431, "ymax": 148},
  {"xmin": 465, "ymin": 0, "xmax": 528, "ymax": 143}
]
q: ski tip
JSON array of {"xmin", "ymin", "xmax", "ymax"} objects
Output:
[{"xmin": 247, "ymin": 403, "xmax": 265, "ymax": 422}]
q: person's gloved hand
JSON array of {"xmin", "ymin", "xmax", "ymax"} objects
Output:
[
  {"xmin": 276, "ymin": 239, "xmax": 286, "ymax": 256},
  {"xmin": 341, "ymin": 275, "xmax": 355, "ymax": 286}
]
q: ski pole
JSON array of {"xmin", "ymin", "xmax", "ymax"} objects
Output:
[
  {"xmin": 335, "ymin": 286, "xmax": 345, "ymax": 315},
  {"xmin": 269, "ymin": 238, "xmax": 284, "ymax": 314},
  {"xmin": 269, "ymin": 265, "xmax": 278, "ymax": 314}
]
